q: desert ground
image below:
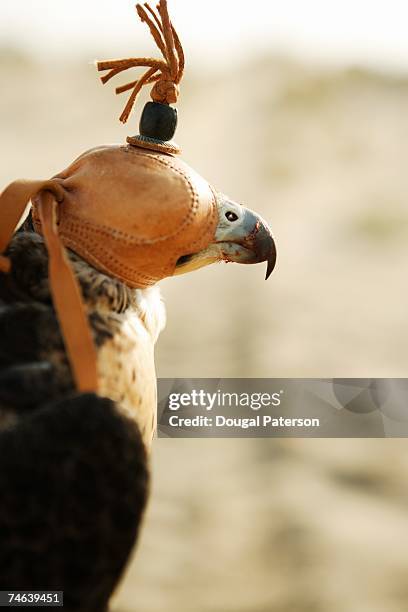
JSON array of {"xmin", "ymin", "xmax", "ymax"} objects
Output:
[{"xmin": 1, "ymin": 50, "xmax": 408, "ymax": 611}]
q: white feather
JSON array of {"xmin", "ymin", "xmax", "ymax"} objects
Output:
[{"xmin": 97, "ymin": 286, "xmax": 166, "ymax": 449}]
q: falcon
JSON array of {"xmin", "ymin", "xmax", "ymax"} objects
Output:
[
  {"xmin": 0, "ymin": 1, "xmax": 276, "ymax": 609},
  {"xmin": 0, "ymin": 192, "xmax": 275, "ymax": 611}
]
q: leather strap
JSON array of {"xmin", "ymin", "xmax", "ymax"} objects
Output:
[{"xmin": 0, "ymin": 179, "xmax": 98, "ymax": 393}]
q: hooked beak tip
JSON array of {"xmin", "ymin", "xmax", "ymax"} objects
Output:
[{"xmin": 265, "ymin": 245, "xmax": 277, "ymax": 280}]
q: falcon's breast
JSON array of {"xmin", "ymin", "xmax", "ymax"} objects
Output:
[{"xmin": 96, "ymin": 286, "xmax": 166, "ymax": 449}]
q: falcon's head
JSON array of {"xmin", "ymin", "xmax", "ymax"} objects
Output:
[{"xmin": 174, "ymin": 195, "xmax": 277, "ymax": 280}]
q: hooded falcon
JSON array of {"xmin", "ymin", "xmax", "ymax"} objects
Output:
[
  {"xmin": 0, "ymin": 190, "xmax": 275, "ymax": 611},
  {"xmin": 0, "ymin": 2, "xmax": 276, "ymax": 611}
]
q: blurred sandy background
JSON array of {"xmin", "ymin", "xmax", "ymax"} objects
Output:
[{"xmin": 1, "ymin": 1, "xmax": 408, "ymax": 610}]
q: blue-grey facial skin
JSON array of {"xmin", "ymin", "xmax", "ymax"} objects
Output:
[{"xmin": 174, "ymin": 196, "xmax": 277, "ymax": 279}]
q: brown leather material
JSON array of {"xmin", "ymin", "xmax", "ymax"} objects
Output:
[
  {"xmin": 127, "ymin": 135, "xmax": 181, "ymax": 155},
  {"xmin": 0, "ymin": 255, "xmax": 11, "ymax": 273},
  {"xmin": 38, "ymin": 191, "xmax": 98, "ymax": 393},
  {"xmin": 97, "ymin": 0, "xmax": 185, "ymax": 124},
  {"xmin": 0, "ymin": 178, "xmax": 98, "ymax": 393},
  {"xmin": 0, "ymin": 178, "xmax": 64, "ymax": 254},
  {"xmin": 32, "ymin": 145, "xmax": 218, "ymax": 288}
]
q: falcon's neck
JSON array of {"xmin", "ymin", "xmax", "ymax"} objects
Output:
[{"xmin": 71, "ymin": 250, "xmax": 166, "ymax": 345}]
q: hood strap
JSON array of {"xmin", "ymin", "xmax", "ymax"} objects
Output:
[{"xmin": 0, "ymin": 179, "xmax": 98, "ymax": 393}]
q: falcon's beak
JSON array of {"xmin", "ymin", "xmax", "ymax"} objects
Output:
[{"xmin": 216, "ymin": 207, "xmax": 277, "ymax": 280}]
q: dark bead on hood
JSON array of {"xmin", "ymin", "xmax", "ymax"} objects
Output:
[{"xmin": 139, "ymin": 101, "xmax": 178, "ymax": 142}]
